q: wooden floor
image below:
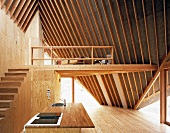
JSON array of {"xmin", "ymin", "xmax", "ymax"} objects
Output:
[{"xmin": 81, "ymin": 105, "xmax": 170, "ymax": 133}]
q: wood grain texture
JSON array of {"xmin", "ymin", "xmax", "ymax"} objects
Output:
[
  {"xmin": 0, "ymin": 9, "xmax": 29, "ymax": 77},
  {"xmin": 81, "ymin": 105, "xmax": 170, "ymax": 133},
  {"xmin": 0, "ymin": 69, "xmax": 31, "ymax": 133},
  {"xmin": 42, "ymin": 103, "xmax": 95, "ymax": 128},
  {"xmin": 31, "ymin": 70, "xmax": 61, "ymax": 117}
]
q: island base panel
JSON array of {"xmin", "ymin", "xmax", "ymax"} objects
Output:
[{"xmin": 25, "ymin": 128, "xmax": 81, "ymax": 133}]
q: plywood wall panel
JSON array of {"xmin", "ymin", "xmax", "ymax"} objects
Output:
[
  {"xmin": 31, "ymin": 70, "xmax": 61, "ymax": 116},
  {"xmin": 0, "ymin": 9, "xmax": 44, "ymax": 77}
]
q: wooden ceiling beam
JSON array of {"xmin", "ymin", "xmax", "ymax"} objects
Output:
[
  {"xmin": 96, "ymin": 74, "xmax": 112, "ymax": 106},
  {"xmin": 54, "ymin": 0, "xmax": 81, "ymax": 57},
  {"xmin": 142, "ymin": 0, "xmax": 151, "ymax": 65},
  {"xmin": 152, "ymin": 0, "xmax": 159, "ymax": 66},
  {"xmin": 132, "ymin": 0, "xmax": 148, "ymax": 98},
  {"xmin": 134, "ymin": 52, "xmax": 170, "ymax": 109},
  {"xmin": 18, "ymin": 0, "xmax": 35, "ymax": 27},
  {"xmin": 124, "ymin": 1, "xmax": 144, "ymax": 101},
  {"xmin": 12, "ymin": 0, "xmax": 26, "ymax": 21},
  {"xmin": 40, "ymin": 18, "xmax": 61, "ymax": 57},
  {"xmin": 142, "ymin": 0, "xmax": 154, "ymax": 97},
  {"xmin": 81, "ymin": 0, "xmax": 103, "ymax": 57},
  {"xmin": 113, "ymin": 74, "xmax": 128, "ymax": 108},
  {"xmin": 5, "ymin": 0, "xmax": 14, "ymax": 14},
  {"xmin": 10, "ymin": 0, "xmax": 20, "ymax": 18},
  {"xmin": 126, "ymin": 73, "xmax": 135, "ymax": 106},
  {"xmin": 76, "ymin": 0, "xmax": 99, "ymax": 57},
  {"xmin": 116, "ymin": 0, "xmax": 138, "ymax": 106},
  {"xmin": 41, "ymin": 1, "xmax": 69, "ymax": 58},
  {"xmin": 50, "ymin": 1, "xmax": 77, "ymax": 58},
  {"xmin": 108, "ymin": 0, "xmax": 125, "ymax": 63},
  {"xmin": 23, "ymin": 6, "xmax": 37, "ymax": 32},
  {"xmin": 94, "ymin": 0, "xmax": 110, "ymax": 47},
  {"xmin": 115, "ymin": 0, "xmax": 131, "ymax": 63},
  {"xmin": 39, "ymin": 3, "xmax": 65, "ymax": 58},
  {"xmin": 15, "ymin": 0, "xmax": 31, "ymax": 24},
  {"xmin": 163, "ymin": 0, "xmax": 167, "ymax": 55},
  {"xmin": 84, "ymin": 76, "xmax": 101, "ymax": 103},
  {"xmin": 101, "ymin": 0, "xmax": 119, "ymax": 63},
  {"xmin": 92, "ymin": 75, "xmax": 106, "ymax": 105},
  {"xmin": 121, "ymin": 74, "xmax": 132, "ymax": 108},
  {"xmin": 123, "ymin": 0, "xmax": 137, "ymax": 63},
  {"xmin": 108, "ymin": 74, "xmax": 120, "ymax": 107},
  {"xmin": 89, "ymin": 75, "xmax": 102, "ymax": 104},
  {"xmin": 40, "ymin": 14, "xmax": 62, "ymax": 57},
  {"xmin": 0, "ymin": 0, "xmax": 6, "ymax": 9},
  {"xmin": 66, "ymin": 0, "xmax": 89, "ymax": 57},
  {"xmin": 60, "ymin": 0, "xmax": 89, "ymax": 57},
  {"xmin": 104, "ymin": 74, "xmax": 116, "ymax": 106},
  {"xmin": 22, "ymin": 2, "xmax": 38, "ymax": 31},
  {"xmin": 43, "ymin": 34, "xmax": 59, "ymax": 58},
  {"xmin": 44, "ymin": 1, "xmax": 71, "ymax": 58},
  {"xmin": 132, "ymin": 0, "xmax": 144, "ymax": 63},
  {"xmin": 80, "ymin": 76, "xmax": 100, "ymax": 104},
  {"xmin": 88, "ymin": 0, "xmax": 107, "ymax": 56}
]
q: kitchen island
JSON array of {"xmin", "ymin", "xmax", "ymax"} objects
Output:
[{"xmin": 25, "ymin": 103, "xmax": 94, "ymax": 133}]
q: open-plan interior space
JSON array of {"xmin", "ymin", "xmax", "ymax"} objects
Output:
[{"xmin": 0, "ymin": 0, "xmax": 170, "ymax": 133}]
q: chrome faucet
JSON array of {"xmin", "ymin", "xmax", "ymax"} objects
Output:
[{"xmin": 60, "ymin": 99, "xmax": 66, "ymax": 106}]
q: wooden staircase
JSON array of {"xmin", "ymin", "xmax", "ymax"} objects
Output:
[{"xmin": 0, "ymin": 68, "xmax": 30, "ymax": 133}]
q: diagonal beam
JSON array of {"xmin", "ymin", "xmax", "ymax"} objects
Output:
[
  {"xmin": 134, "ymin": 52, "xmax": 170, "ymax": 110},
  {"xmin": 112, "ymin": 74, "xmax": 128, "ymax": 108},
  {"xmin": 96, "ymin": 74, "xmax": 112, "ymax": 106}
]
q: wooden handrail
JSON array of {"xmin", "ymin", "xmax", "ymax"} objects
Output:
[{"xmin": 31, "ymin": 46, "xmax": 114, "ymax": 65}]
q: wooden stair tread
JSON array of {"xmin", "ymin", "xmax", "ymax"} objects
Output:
[
  {"xmin": 1, "ymin": 77, "xmax": 24, "ymax": 80},
  {"xmin": 0, "ymin": 100, "xmax": 13, "ymax": 102},
  {"xmin": 8, "ymin": 69, "xmax": 29, "ymax": 71},
  {"xmin": 0, "ymin": 108, "xmax": 9, "ymax": 111},
  {"xmin": 0, "ymin": 93, "xmax": 16, "ymax": 95},
  {"xmin": 0, "ymin": 87, "xmax": 19, "ymax": 89},
  {"xmin": 5, "ymin": 72, "xmax": 27, "ymax": 75},
  {"xmin": 0, "ymin": 93, "xmax": 15, "ymax": 100},
  {"xmin": 5, "ymin": 72, "xmax": 28, "ymax": 74},
  {"xmin": 0, "ymin": 117, "xmax": 5, "ymax": 120},
  {"xmin": 0, "ymin": 82, "xmax": 21, "ymax": 87}
]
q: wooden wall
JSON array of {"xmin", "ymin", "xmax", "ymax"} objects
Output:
[
  {"xmin": 0, "ymin": 8, "xmax": 29, "ymax": 77},
  {"xmin": 0, "ymin": 8, "xmax": 44, "ymax": 77},
  {"xmin": 30, "ymin": 70, "xmax": 61, "ymax": 116}
]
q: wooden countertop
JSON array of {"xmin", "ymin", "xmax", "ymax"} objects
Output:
[{"xmin": 25, "ymin": 103, "xmax": 95, "ymax": 128}]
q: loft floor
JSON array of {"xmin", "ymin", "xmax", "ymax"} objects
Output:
[{"xmin": 13, "ymin": 64, "xmax": 157, "ymax": 77}]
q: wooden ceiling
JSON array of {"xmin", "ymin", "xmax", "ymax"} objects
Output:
[{"xmin": 1, "ymin": 0, "xmax": 170, "ymax": 109}]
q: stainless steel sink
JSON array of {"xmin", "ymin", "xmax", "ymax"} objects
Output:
[{"xmin": 51, "ymin": 103, "xmax": 64, "ymax": 107}]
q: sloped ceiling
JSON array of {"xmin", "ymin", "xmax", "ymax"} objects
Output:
[{"xmin": 1, "ymin": 0, "xmax": 170, "ymax": 109}]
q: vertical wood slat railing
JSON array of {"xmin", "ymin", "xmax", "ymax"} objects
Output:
[{"xmin": 31, "ymin": 46, "xmax": 114, "ymax": 65}]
